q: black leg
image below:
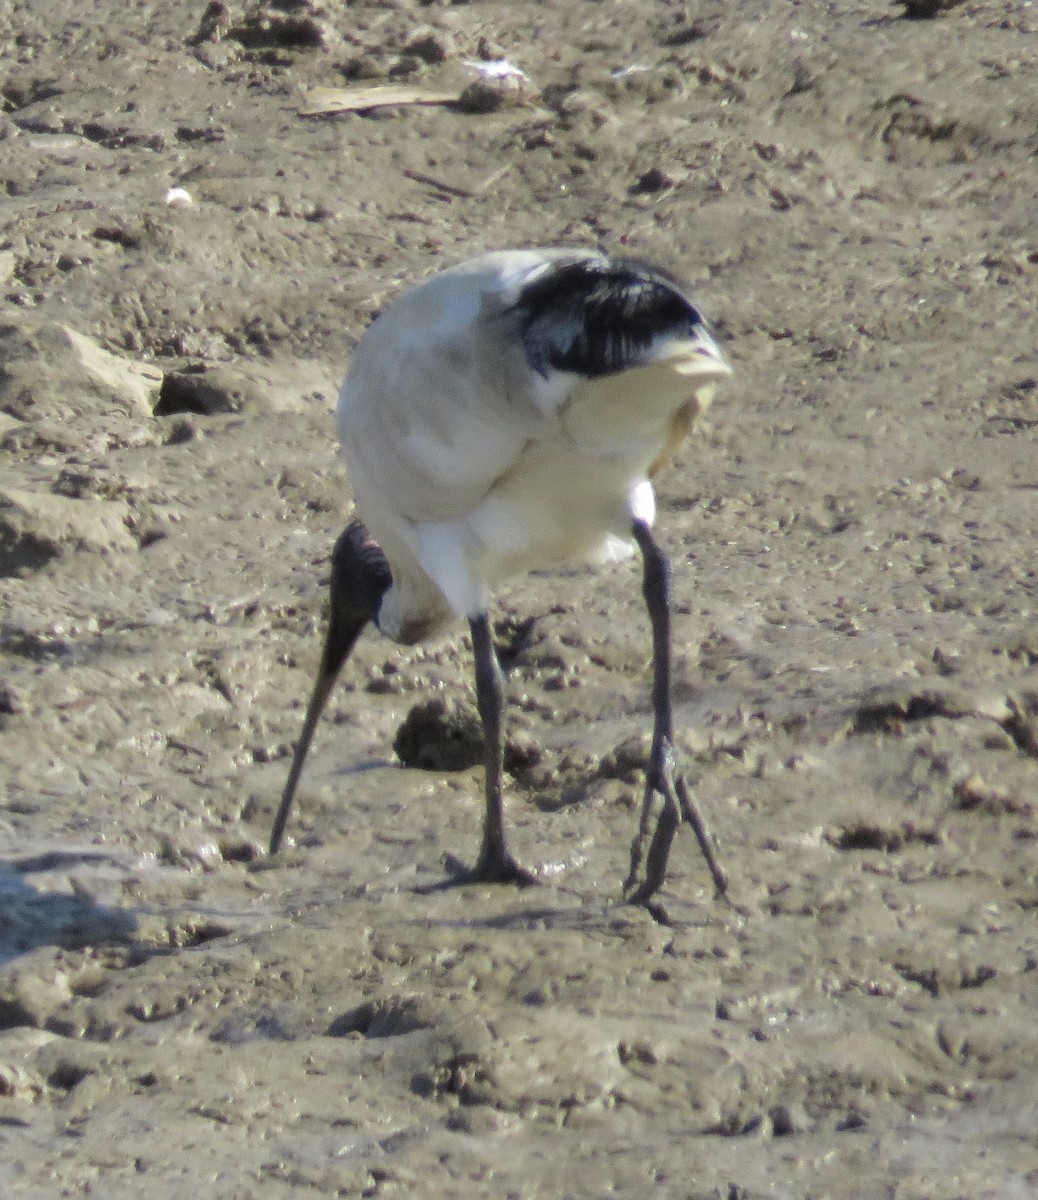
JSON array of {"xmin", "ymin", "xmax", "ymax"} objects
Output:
[
  {"xmin": 624, "ymin": 519, "xmax": 728, "ymax": 904},
  {"xmin": 269, "ymin": 522, "xmax": 390, "ymax": 855},
  {"xmin": 443, "ymin": 613, "xmax": 537, "ymax": 885}
]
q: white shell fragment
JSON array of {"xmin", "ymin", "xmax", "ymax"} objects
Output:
[
  {"xmin": 462, "ymin": 58, "xmax": 530, "ymax": 81},
  {"xmin": 165, "ymin": 186, "xmax": 194, "ymax": 209}
]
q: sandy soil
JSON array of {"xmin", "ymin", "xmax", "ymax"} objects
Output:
[{"xmin": 2, "ymin": 1, "xmax": 1038, "ymax": 1196}]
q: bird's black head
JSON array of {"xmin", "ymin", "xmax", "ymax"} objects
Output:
[
  {"xmin": 512, "ymin": 255, "xmax": 708, "ymax": 380},
  {"xmin": 330, "ymin": 520, "xmax": 392, "ymax": 627}
]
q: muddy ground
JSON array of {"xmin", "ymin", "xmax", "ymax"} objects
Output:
[{"xmin": 2, "ymin": 1, "xmax": 1038, "ymax": 1196}]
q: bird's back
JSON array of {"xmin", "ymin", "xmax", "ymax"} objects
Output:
[{"xmin": 337, "ymin": 250, "xmax": 729, "ymax": 639}]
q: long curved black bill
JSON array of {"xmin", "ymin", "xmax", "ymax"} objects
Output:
[
  {"xmin": 268, "ymin": 521, "xmax": 391, "ymax": 856},
  {"xmin": 268, "ymin": 610, "xmax": 367, "ymax": 855}
]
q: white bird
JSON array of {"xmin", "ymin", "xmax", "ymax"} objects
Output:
[{"xmin": 270, "ymin": 248, "xmax": 732, "ymax": 905}]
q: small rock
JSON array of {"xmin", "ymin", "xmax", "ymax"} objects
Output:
[
  {"xmin": 769, "ymin": 1102, "xmax": 812, "ymax": 1136},
  {"xmin": 598, "ymin": 734, "xmax": 650, "ymax": 784},
  {"xmin": 0, "ymin": 967, "xmax": 73, "ymax": 1031},
  {"xmin": 234, "ymin": 7, "xmax": 331, "ymax": 51},
  {"xmin": 164, "ymin": 417, "xmax": 199, "ymax": 444},
  {"xmin": 394, "ymin": 697, "xmax": 484, "ymax": 771},
  {"xmin": 154, "ymin": 361, "xmax": 332, "ymax": 417},
  {"xmin": 0, "ymin": 487, "xmax": 135, "ymax": 576},
  {"xmin": 631, "ymin": 165, "xmax": 674, "ymax": 194},
  {"xmin": 0, "ymin": 318, "xmax": 161, "ymax": 424},
  {"xmin": 388, "ymin": 55, "xmax": 423, "ymax": 79},
  {"xmin": 402, "ymin": 28, "xmax": 453, "ymax": 65},
  {"xmin": 340, "ymin": 53, "xmax": 387, "ymax": 81},
  {"xmin": 188, "ymin": 1, "xmax": 232, "ymax": 46},
  {"xmin": 156, "ymin": 370, "xmax": 239, "ymax": 416},
  {"xmin": 474, "ymin": 35, "xmax": 506, "ymax": 61},
  {"xmin": 898, "ymin": 0, "xmax": 966, "ymax": 17},
  {"xmin": 456, "ymin": 74, "xmax": 533, "ymax": 114}
]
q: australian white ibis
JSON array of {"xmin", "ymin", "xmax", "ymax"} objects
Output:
[{"xmin": 269, "ymin": 248, "xmax": 732, "ymax": 905}]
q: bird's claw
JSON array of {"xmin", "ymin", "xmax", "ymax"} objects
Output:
[
  {"xmin": 623, "ymin": 740, "xmax": 727, "ymax": 907},
  {"xmin": 442, "ymin": 851, "xmax": 540, "ymax": 888}
]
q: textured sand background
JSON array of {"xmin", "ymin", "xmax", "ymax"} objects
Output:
[{"xmin": 2, "ymin": 1, "xmax": 1038, "ymax": 1196}]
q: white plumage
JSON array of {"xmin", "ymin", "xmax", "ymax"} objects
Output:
[{"xmin": 271, "ymin": 247, "xmax": 732, "ymax": 906}]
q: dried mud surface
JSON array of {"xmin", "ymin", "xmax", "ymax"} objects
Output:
[{"xmin": 2, "ymin": 2, "xmax": 1038, "ymax": 1197}]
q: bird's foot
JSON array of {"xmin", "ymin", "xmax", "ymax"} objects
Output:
[
  {"xmin": 442, "ymin": 850, "xmax": 539, "ymax": 888},
  {"xmin": 622, "ymin": 830, "xmax": 675, "ymax": 909},
  {"xmin": 622, "ymin": 760, "xmax": 680, "ymax": 907},
  {"xmin": 631, "ymin": 894, "xmax": 675, "ymax": 926},
  {"xmin": 622, "ymin": 741, "xmax": 728, "ymax": 907}
]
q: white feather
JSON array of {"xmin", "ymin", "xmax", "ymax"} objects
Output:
[{"xmin": 336, "ymin": 249, "xmax": 730, "ymax": 642}]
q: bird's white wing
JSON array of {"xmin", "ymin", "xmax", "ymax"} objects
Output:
[
  {"xmin": 335, "ymin": 248, "xmax": 730, "ymax": 633},
  {"xmin": 341, "ymin": 331, "xmax": 552, "ymax": 524},
  {"xmin": 339, "ymin": 256, "xmax": 571, "ymax": 524}
]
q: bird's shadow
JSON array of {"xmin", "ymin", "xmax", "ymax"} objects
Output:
[
  {"xmin": 0, "ymin": 852, "xmax": 138, "ymax": 965},
  {"xmin": 395, "ymin": 895, "xmax": 621, "ymax": 934},
  {"xmin": 405, "ymin": 858, "xmax": 681, "ymax": 929},
  {"xmin": 453, "ymin": 902, "xmax": 626, "ymax": 933}
]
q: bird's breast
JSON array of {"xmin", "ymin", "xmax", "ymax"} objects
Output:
[{"xmin": 555, "ymin": 358, "xmax": 718, "ymax": 469}]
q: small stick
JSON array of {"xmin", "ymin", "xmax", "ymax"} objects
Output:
[{"xmin": 403, "ymin": 168, "xmax": 474, "ymax": 200}]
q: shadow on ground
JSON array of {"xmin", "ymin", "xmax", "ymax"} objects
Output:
[{"xmin": 0, "ymin": 854, "xmax": 137, "ymax": 964}]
